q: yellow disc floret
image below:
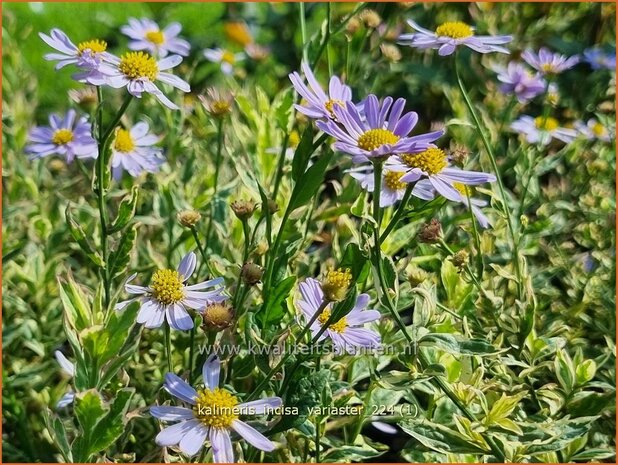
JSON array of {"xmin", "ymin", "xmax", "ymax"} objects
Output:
[
  {"xmin": 119, "ymin": 51, "xmax": 159, "ymax": 81},
  {"xmin": 145, "ymin": 30, "xmax": 165, "ymax": 45},
  {"xmin": 317, "ymin": 309, "xmax": 348, "ymax": 333},
  {"xmin": 401, "ymin": 147, "xmax": 448, "ymax": 175},
  {"xmin": 52, "ymin": 129, "xmax": 74, "ymax": 145},
  {"xmin": 77, "ymin": 39, "xmax": 107, "ymax": 56},
  {"xmin": 193, "ymin": 388, "xmax": 239, "ymax": 429},
  {"xmin": 357, "ymin": 129, "xmax": 400, "ymax": 152},
  {"xmin": 150, "ymin": 269, "xmax": 184, "ymax": 305},
  {"xmin": 384, "ymin": 170, "xmax": 407, "ymax": 191},
  {"xmin": 435, "ymin": 21, "xmax": 474, "ymax": 39},
  {"xmin": 534, "ymin": 116, "xmax": 559, "ymax": 131},
  {"xmin": 592, "ymin": 122, "xmax": 606, "ymax": 137},
  {"xmin": 221, "ymin": 50, "xmax": 236, "ymax": 64},
  {"xmin": 453, "ymin": 182, "xmax": 474, "ymax": 197},
  {"xmin": 288, "ymin": 130, "xmax": 301, "ymax": 148},
  {"xmin": 321, "ymin": 268, "xmax": 352, "ymax": 302},
  {"xmin": 113, "ymin": 128, "xmax": 135, "ymax": 153},
  {"xmin": 324, "ymin": 99, "xmax": 345, "ymax": 117}
]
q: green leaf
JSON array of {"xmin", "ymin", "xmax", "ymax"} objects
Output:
[
  {"xmin": 554, "ymin": 349, "xmax": 576, "ymax": 393},
  {"xmin": 324, "ymin": 444, "xmax": 386, "ymax": 462},
  {"xmin": 89, "ymin": 389, "xmax": 135, "ymax": 453},
  {"xmin": 289, "ymin": 144, "xmax": 333, "ymax": 212},
  {"xmin": 338, "ymin": 242, "xmax": 370, "ymax": 283},
  {"xmin": 291, "ymin": 126, "xmax": 316, "ymax": 182},
  {"xmin": 65, "ymin": 204, "xmax": 104, "ymax": 267},
  {"xmin": 400, "ymin": 420, "xmax": 490, "ymax": 454},
  {"xmin": 73, "ymin": 390, "xmax": 107, "ymax": 461},
  {"xmin": 257, "ymin": 276, "xmax": 296, "ymax": 326},
  {"xmin": 109, "ymin": 185, "xmax": 139, "ymax": 233},
  {"xmin": 44, "ymin": 410, "xmax": 73, "ymax": 462},
  {"xmin": 419, "ymin": 333, "xmax": 501, "ymax": 355},
  {"xmin": 108, "ymin": 223, "xmax": 138, "ymax": 278}
]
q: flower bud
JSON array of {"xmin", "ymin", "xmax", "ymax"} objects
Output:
[
  {"xmin": 231, "ymin": 200, "xmax": 255, "ymax": 220},
  {"xmin": 241, "ymin": 262, "xmax": 264, "ymax": 285},
  {"xmin": 520, "ymin": 215, "xmax": 529, "ymax": 228},
  {"xmin": 358, "ymin": 9, "xmax": 381, "ymax": 28},
  {"xmin": 177, "ymin": 210, "xmax": 201, "ymax": 228},
  {"xmin": 68, "ymin": 87, "xmax": 97, "ymax": 112},
  {"xmin": 199, "ymin": 88, "xmax": 233, "ymax": 118},
  {"xmin": 202, "ymin": 302, "xmax": 235, "ymax": 330},
  {"xmin": 346, "ymin": 17, "xmax": 361, "ymax": 35},
  {"xmin": 449, "ymin": 143, "xmax": 470, "ymax": 166},
  {"xmin": 419, "ymin": 219, "xmax": 442, "ymax": 243},
  {"xmin": 407, "ymin": 267, "xmax": 428, "ymax": 287},
  {"xmin": 49, "ymin": 159, "xmax": 66, "ymax": 174},
  {"xmin": 450, "ymin": 250, "xmax": 469, "ymax": 271},
  {"xmin": 265, "ymin": 198, "xmax": 279, "ymax": 214},
  {"xmin": 321, "ymin": 268, "xmax": 352, "ymax": 302},
  {"xmin": 380, "ymin": 43, "xmax": 402, "ymax": 63}
]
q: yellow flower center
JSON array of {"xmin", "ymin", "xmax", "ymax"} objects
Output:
[
  {"xmin": 321, "ymin": 268, "xmax": 352, "ymax": 302},
  {"xmin": 224, "ymin": 22, "xmax": 253, "ymax": 47},
  {"xmin": 384, "ymin": 170, "xmax": 407, "ymax": 191},
  {"xmin": 592, "ymin": 122, "xmax": 606, "ymax": 136},
  {"xmin": 401, "ymin": 147, "xmax": 448, "ymax": 175},
  {"xmin": 119, "ymin": 51, "xmax": 159, "ymax": 81},
  {"xmin": 534, "ymin": 116, "xmax": 559, "ymax": 131},
  {"xmin": 541, "ymin": 63, "xmax": 555, "ymax": 73},
  {"xmin": 211, "ymin": 101, "xmax": 232, "ymax": 115},
  {"xmin": 193, "ymin": 388, "xmax": 239, "ymax": 429},
  {"xmin": 77, "ymin": 39, "xmax": 107, "ymax": 56},
  {"xmin": 113, "ymin": 128, "xmax": 135, "ymax": 153},
  {"xmin": 52, "ymin": 129, "xmax": 74, "ymax": 145},
  {"xmin": 453, "ymin": 182, "xmax": 474, "ymax": 197},
  {"xmin": 324, "ymin": 99, "xmax": 345, "ymax": 117},
  {"xmin": 357, "ymin": 129, "xmax": 400, "ymax": 152},
  {"xmin": 221, "ymin": 50, "xmax": 236, "ymax": 64},
  {"xmin": 317, "ymin": 309, "xmax": 348, "ymax": 333},
  {"xmin": 145, "ymin": 30, "xmax": 165, "ymax": 45},
  {"xmin": 150, "ymin": 269, "xmax": 184, "ymax": 305},
  {"xmin": 435, "ymin": 21, "xmax": 473, "ymax": 39},
  {"xmin": 288, "ymin": 130, "xmax": 301, "ymax": 148}
]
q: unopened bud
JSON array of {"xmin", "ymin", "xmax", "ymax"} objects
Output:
[
  {"xmin": 241, "ymin": 262, "xmax": 264, "ymax": 285},
  {"xmin": 346, "ymin": 17, "xmax": 361, "ymax": 35},
  {"xmin": 49, "ymin": 159, "xmax": 66, "ymax": 173},
  {"xmin": 520, "ymin": 215, "xmax": 529, "ymax": 228},
  {"xmin": 449, "ymin": 143, "xmax": 470, "ymax": 166},
  {"xmin": 380, "ymin": 44, "xmax": 402, "ymax": 63},
  {"xmin": 265, "ymin": 198, "xmax": 279, "ymax": 214},
  {"xmin": 407, "ymin": 267, "xmax": 428, "ymax": 287},
  {"xmin": 177, "ymin": 210, "xmax": 201, "ymax": 228},
  {"xmin": 358, "ymin": 9, "xmax": 381, "ymax": 28},
  {"xmin": 202, "ymin": 302, "xmax": 235, "ymax": 330},
  {"xmin": 419, "ymin": 219, "xmax": 442, "ymax": 243},
  {"xmin": 450, "ymin": 250, "xmax": 469, "ymax": 271},
  {"xmin": 68, "ymin": 87, "xmax": 97, "ymax": 112},
  {"xmin": 231, "ymin": 200, "xmax": 255, "ymax": 220},
  {"xmin": 321, "ymin": 268, "xmax": 352, "ymax": 302}
]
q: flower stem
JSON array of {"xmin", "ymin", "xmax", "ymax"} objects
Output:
[
  {"xmin": 164, "ymin": 324, "xmax": 172, "ymax": 373},
  {"xmin": 454, "ymin": 57, "xmax": 522, "ymax": 299},
  {"xmin": 205, "ymin": 118, "xmax": 225, "ymax": 248},
  {"xmin": 299, "ymin": 2, "xmax": 309, "ymax": 65},
  {"xmin": 379, "ymin": 183, "xmax": 413, "ymax": 242},
  {"xmin": 188, "ymin": 326, "xmax": 196, "ymax": 382}
]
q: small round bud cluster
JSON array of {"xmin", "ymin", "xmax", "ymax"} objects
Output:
[
  {"xmin": 321, "ymin": 268, "xmax": 353, "ymax": 302},
  {"xmin": 231, "ymin": 200, "xmax": 255, "ymax": 220},
  {"xmin": 448, "ymin": 143, "xmax": 470, "ymax": 166},
  {"xmin": 177, "ymin": 210, "xmax": 202, "ymax": 228},
  {"xmin": 419, "ymin": 219, "xmax": 442, "ymax": 243},
  {"xmin": 346, "ymin": 17, "xmax": 361, "ymax": 35},
  {"xmin": 358, "ymin": 9, "xmax": 382, "ymax": 28},
  {"xmin": 202, "ymin": 302, "xmax": 235, "ymax": 330},
  {"xmin": 265, "ymin": 198, "xmax": 279, "ymax": 214},
  {"xmin": 520, "ymin": 215, "xmax": 529, "ymax": 229},
  {"xmin": 407, "ymin": 267, "xmax": 428, "ymax": 287},
  {"xmin": 380, "ymin": 44, "xmax": 402, "ymax": 63},
  {"xmin": 450, "ymin": 250, "xmax": 469, "ymax": 272},
  {"xmin": 241, "ymin": 262, "xmax": 264, "ymax": 285}
]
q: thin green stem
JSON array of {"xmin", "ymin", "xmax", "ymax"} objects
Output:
[
  {"xmin": 191, "ymin": 227, "xmax": 209, "ymax": 268},
  {"xmin": 380, "ymin": 184, "xmax": 413, "ymax": 242},
  {"xmin": 164, "ymin": 324, "xmax": 172, "ymax": 373},
  {"xmin": 188, "ymin": 326, "xmax": 196, "ymax": 382},
  {"xmin": 299, "ymin": 3, "xmax": 309, "ymax": 65},
  {"xmin": 272, "ymin": 132, "xmax": 290, "ymax": 198},
  {"xmin": 205, "ymin": 118, "xmax": 225, "ymax": 248},
  {"xmin": 454, "ymin": 57, "xmax": 522, "ymax": 299}
]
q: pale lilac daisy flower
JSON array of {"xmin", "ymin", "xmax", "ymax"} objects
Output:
[
  {"xmin": 316, "ymin": 94, "xmax": 444, "ymax": 163},
  {"xmin": 388, "ymin": 146, "xmax": 496, "ymax": 207},
  {"xmin": 347, "ymin": 164, "xmax": 408, "ymax": 207},
  {"xmin": 25, "ymin": 110, "xmax": 98, "ymax": 163},
  {"xmin": 115, "ymin": 252, "xmax": 226, "ymax": 331},
  {"xmin": 492, "ymin": 62, "xmax": 546, "ymax": 103},
  {"xmin": 54, "ymin": 351, "xmax": 76, "ymax": 409},
  {"xmin": 522, "ymin": 47, "xmax": 579, "ymax": 75},
  {"xmin": 398, "ymin": 20, "xmax": 512, "ymax": 56},
  {"xmin": 39, "ymin": 28, "xmax": 114, "ymax": 85},
  {"xmin": 121, "ymin": 18, "xmax": 190, "ymax": 57},
  {"xmin": 575, "ymin": 118, "xmax": 612, "ymax": 142},
  {"xmin": 151, "ymin": 355, "xmax": 281, "ymax": 460},
  {"xmin": 99, "ymin": 52, "xmax": 190, "ymax": 110},
  {"xmin": 297, "ymin": 278, "xmax": 381, "ymax": 354},
  {"xmin": 412, "ymin": 179, "xmax": 492, "ymax": 228},
  {"xmin": 288, "ymin": 62, "xmax": 353, "ymax": 120},
  {"xmin": 510, "ymin": 115, "xmax": 577, "ymax": 145},
  {"xmin": 203, "ymin": 48, "xmax": 244, "ymax": 75},
  {"xmin": 111, "ymin": 122, "xmax": 165, "ymax": 180},
  {"xmin": 583, "ymin": 48, "xmax": 616, "ymax": 70}
]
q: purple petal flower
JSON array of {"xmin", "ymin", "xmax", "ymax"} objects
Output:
[
  {"xmin": 492, "ymin": 62, "xmax": 546, "ymax": 103},
  {"xmin": 583, "ymin": 47, "xmax": 616, "ymax": 70},
  {"xmin": 111, "ymin": 121, "xmax": 165, "ymax": 180},
  {"xmin": 25, "ymin": 110, "xmax": 98, "ymax": 163},
  {"xmin": 522, "ymin": 47, "xmax": 579, "ymax": 75},
  {"xmin": 121, "ymin": 18, "xmax": 190, "ymax": 57},
  {"xmin": 511, "ymin": 115, "xmax": 577, "ymax": 145}
]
